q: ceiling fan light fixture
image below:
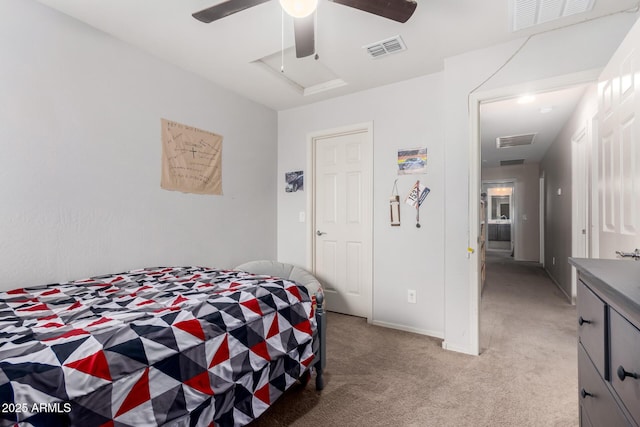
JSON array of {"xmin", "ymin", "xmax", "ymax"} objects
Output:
[{"xmin": 279, "ymin": 0, "xmax": 318, "ymax": 18}]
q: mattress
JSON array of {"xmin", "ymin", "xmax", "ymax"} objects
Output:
[{"xmin": 0, "ymin": 266, "xmax": 316, "ymax": 426}]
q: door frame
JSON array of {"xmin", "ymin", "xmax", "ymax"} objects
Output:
[
  {"xmin": 482, "ymin": 180, "xmax": 516, "ymax": 254},
  {"xmin": 571, "ymin": 125, "xmax": 591, "ymax": 304},
  {"xmin": 468, "ymin": 69, "xmax": 601, "ymax": 356},
  {"xmin": 305, "ymin": 121, "xmax": 374, "ymax": 321},
  {"xmin": 540, "ymin": 172, "xmax": 545, "ymax": 265}
]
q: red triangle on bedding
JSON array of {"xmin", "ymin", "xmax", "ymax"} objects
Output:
[
  {"xmin": 172, "ymin": 295, "xmax": 189, "ymax": 305},
  {"xmin": 240, "ymin": 298, "xmax": 263, "ymax": 316},
  {"xmin": 209, "ymin": 335, "xmax": 230, "ymax": 368},
  {"xmin": 254, "ymin": 383, "xmax": 270, "ymax": 405},
  {"xmin": 293, "ymin": 319, "xmax": 313, "ymax": 336},
  {"xmin": 251, "ymin": 341, "xmax": 271, "ymax": 362},
  {"xmin": 174, "ymin": 319, "xmax": 205, "ymax": 341},
  {"xmin": 44, "ymin": 328, "xmax": 90, "ymax": 342},
  {"xmin": 267, "ymin": 314, "xmax": 279, "ymax": 339},
  {"xmin": 18, "ymin": 303, "xmax": 49, "ymax": 312},
  {"xmin": 115, "ymin": 368, "xmax": 150, "ymax": 417},
  {"xmin": 87, "ymin": 317, "xmax": 113, "ymax": 328},
  {"xmin": 184, "ymin": 371, "xmax": 214, "ymax": 396},
  {"xmin": 286, "ymin": 285, "xmax": 303, "ymax": 302},
  {"xmin": 65, "ymin": 350, "xmax": 112, "ymax": 381}
]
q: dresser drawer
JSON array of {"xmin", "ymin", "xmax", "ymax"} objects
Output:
[
  {"xmin": 578, "ymin": 344, "xmax": 629, "ymax": 427},
  {"xmin": 610, "ymin": 308, "xmax": 640, "ymax": 424},
  {"xmin": 577, "ymin": 280, "xmax": 608, "ymax": 378},
  {"xmin": 580, "ymin": 404, "xmax": 594, "ymax": 427}
]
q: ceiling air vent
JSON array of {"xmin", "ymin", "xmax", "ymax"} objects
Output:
[
  {"xmin": 511, "ymin": 0, "xmax": 595, "ymax": 31},
  {"xmin": 363, "ymin": 35, "xmax": 407, "ymax": 59},
  {"xmin": 501, "ymin": 159, "xmax": 525, "ymax": 166},
  {"xmin": 496, "ymin": 133, "xmax": 536, "ymax": 148}
]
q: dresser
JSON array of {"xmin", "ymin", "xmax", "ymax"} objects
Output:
[
  {"xmin": 569, "ymin": 258, "xmax": 640, "ymax": 427},
  {"xmin": 487, "ymin": 223, "xmax": 511, "ymax": 241}
]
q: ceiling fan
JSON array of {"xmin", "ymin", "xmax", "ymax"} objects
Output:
[{"xmin": 192, "ymin": 0, "xmax": 417, "ymax": 59}]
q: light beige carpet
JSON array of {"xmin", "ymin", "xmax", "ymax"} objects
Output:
[{"xmin": 250, "ymin": 253, "xmax": 578, "ymax": 427}]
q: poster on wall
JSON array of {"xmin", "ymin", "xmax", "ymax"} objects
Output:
[
  {"xmin": 160, "ymin": 118, "xmax": 223, "ymax": 195},
  {"xmin": 397, "ymin": 147, "xmax": 427, "ymax": 175},
  {"xmin": 285, "ymin": 171, "xmax": 304, "ymax": 192}
]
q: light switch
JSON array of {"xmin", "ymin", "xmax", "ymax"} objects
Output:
[{"xmin": 299, "ymin": 211, "xmax": 306, "ymax": 222}]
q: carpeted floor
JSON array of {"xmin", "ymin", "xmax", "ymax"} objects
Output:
[{"xmin": 249, "ymin": 252, "xmax": 578, "ymax": 427}]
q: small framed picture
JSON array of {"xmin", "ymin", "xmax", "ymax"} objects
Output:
[
  {"xmin": 398, "ymin": 147, "xmax": 427, "ymax": 175},
  {"xmin": 285, "ymin": 171, "xmax": 304, "ymax": 192}
]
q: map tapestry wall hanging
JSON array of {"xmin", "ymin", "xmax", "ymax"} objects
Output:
[{"xmin": 161, "ymin": 118, "xmax": 223, "ymax": 195}]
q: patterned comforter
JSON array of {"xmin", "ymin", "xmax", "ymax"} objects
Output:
[{"xmin": 0, "ymin": 267, "xmax": 316, "ymax": 427}]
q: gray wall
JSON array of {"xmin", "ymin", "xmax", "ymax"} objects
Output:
[
  {"xmin": 0, "ymin": 0, "xmax": 278, "ymax": 290},
  {"xmin": 541, "ymin": 84, "xmax": 597, "ymax": 301},
  {"xmin": 482, "ymin": 163, "xmax": 541, "ymax": 262}
]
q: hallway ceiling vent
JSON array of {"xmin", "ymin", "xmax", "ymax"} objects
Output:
[
  {"xmin": 496, "ymin": 133, "xmax": 536, "ymax": 148},
  {"xmin": 511, "ymin": 0, "xmax": 595, "ymax": 31},
  {"xmin": 363, "ymin": 35, "xmax": 407, "ymax": 59},
  {"xmin": 500, "ymin": 159, "xmax": 526, "ymax": 166}
]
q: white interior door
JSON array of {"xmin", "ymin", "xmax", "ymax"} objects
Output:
[
  {"xmin": 313, "ymin": 126, "xmax": 372, "ymax": 319},
  {"xmin": 572, "ymin": 128, "xmax": 590, "ymax": 303},
  {"xmin": 597, "ymin": 22, "xmax": 640, "ymax": 258},
  {"xmin": 573, "ymin": 128, "xmax": 590, "ymax": 259}
]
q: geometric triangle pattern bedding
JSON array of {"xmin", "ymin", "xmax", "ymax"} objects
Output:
[{"xmin": 0, "ymin": 266, "xmax": 316, "ymax": 427}]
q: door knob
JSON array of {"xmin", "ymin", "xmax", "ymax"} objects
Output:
[
  {"xmin": 578, "ymin": 316, "xmax": 591, "ymax": 326},
  {"xmin": 615, "ymin": 249, "xmax": 640, "ymax": 260},
  {"xmin": 316, "ymin": 230, "xmax": 327, "ymax": 236},
  {"xmin": 617, "ymin": 365, "xmax": 639, "ymax": 381}
]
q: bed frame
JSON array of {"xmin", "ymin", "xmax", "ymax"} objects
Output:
[
  {"xmin": 307, "ymin": 291, "xmax": 326, "ymax": 390},
  {"xmin": 233, "ymin": 260, "xmax": 326, "ymax": 391}
]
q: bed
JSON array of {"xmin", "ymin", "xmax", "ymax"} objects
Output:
[{"xmin": 0, "ymin": 265, "xmax": 325, "ymax": 427}]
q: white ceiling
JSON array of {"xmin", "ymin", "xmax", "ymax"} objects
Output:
[
  {"xmin": 480, "ymin": 84, "xmax": 588, "ymax": 168},
  {"xmin": 35, "ymin": 0, "xmax": 638, "ymax": 168},
  {"xmin": 36, "ymin": 0, "xmax": 639, "ymax": 111}
]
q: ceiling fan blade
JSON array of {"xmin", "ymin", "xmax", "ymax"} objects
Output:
[
  {"xmin": 193, "ymin": 0, "xmax": 272, "ymax": 23},
  {"xmin": 329, "ymin": 0, "xmax": 417, "ymax": 23},
  {"xmin": 294, "ymin": 12, "xmax": 316, "ymax": 58}
]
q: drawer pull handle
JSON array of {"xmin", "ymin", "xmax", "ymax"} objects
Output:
[
  {"xmin": 580, "ymin": 388, "xmax": 593, "ymax": 399},
  {"xmin": 617, "ymin": 366, "xmax": 639, "ymax": 382},
  {"xmin": 578, "ymin": 317, "xmax": 592, "ymax": 326}
]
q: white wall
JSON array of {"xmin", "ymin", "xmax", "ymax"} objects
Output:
[
  {"xmin": 278, "ymin": 74, "xmax": 446, "ymax": 337},
  {"xmin": 0, "ymin": 0, "xmax": 278, "ymax": 290},
  {"xmin": 541, "ymin": 84, "xmax": 598, "ymax": 300},
  {"xmin": 482, "ymin": 163, "xmax": 541, "ymax": 262}
]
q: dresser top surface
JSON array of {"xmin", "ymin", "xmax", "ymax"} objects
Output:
[{"xmin": 570, "ymin": 258, "xmax": 640, "ymax": 320}]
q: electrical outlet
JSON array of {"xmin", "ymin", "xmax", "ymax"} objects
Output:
[{"xmin": 407, "ymin": 289, "xmax": 417, "ymax": 304}]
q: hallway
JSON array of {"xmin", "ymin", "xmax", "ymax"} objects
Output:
[
  {"xmin": 481, "ymin": 251, "xmax": 576, "ymax": 351},
  {"xmin": 480, "ymin": 250, "xmax": 578, "ymax": 423}
]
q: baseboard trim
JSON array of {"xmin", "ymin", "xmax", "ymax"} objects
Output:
[
  {"xmin": 544, "ymin": 267, "xmax": 574, "ymax": 305},
  {"xmin": 441, "ymin": 340, "xmax": 477, "ymax": 355},
  {"xmin": 370, "ymin": 320, "xmax": 444, "ymax": 339}
]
